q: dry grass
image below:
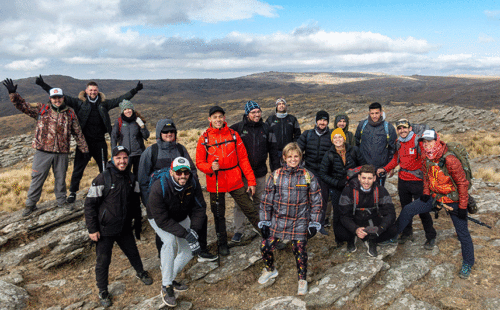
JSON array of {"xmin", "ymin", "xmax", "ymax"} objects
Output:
[{"xmin": 441, "ymin": 132, "xmax": 500, "ymax": 159}]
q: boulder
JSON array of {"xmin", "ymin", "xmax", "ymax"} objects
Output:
[
  {"xmin": 0, "ymin": 280, "xmax": 29, "ymax": 310},
  {"xmin": 252, "ymin": 296, "xmax": 306, "ymax": 310}
]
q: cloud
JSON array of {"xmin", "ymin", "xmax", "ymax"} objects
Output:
[
  {"xmin": 5, "ymin": 58, "xmax": 48, "ymax": 71},
  {"xmin": 484, "ymin": 10, "xmax": 500, "ymax": 19},
  {"xmin": 478, "ymin": 33, "xmax": 495, "ymax": 43}
]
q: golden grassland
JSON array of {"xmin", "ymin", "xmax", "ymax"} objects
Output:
[{"xmin": 1, "ymin": 129, "xmax": 499, "ymax": 213}]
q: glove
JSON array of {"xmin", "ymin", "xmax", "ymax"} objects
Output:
[
  {"xmin": 136, "ymin": 117, "xmax": 145, "ymax": 128},
  {"xmin": 135, "ymin": 81, "xmax": 143, "ymax": 92},
  {"xmin": 420, "ymin": 195, "xmax": 431, "ymax": 203},
  {"xmin": 133, "ymin": 218, "xmax": 142, "ymax": 240},
  {"xmin": 186, "ymin": 229, "xmax": 201, "ymax": 256},
  {"xmin": 457, "ymin": 208, "xmax": 467, "ymax": 220},
  {"xmin": 307, "ymin": 227, "xmax": 317, "ymax": 239},
  {"xmin": 261, "ymin": 225, "xmax": 270, "ymax": 239},
  {"xmin": 364, "ymin": 225, "xmax": 379, "ymax": 235},
  {"xmin": 2, "ymin": 78, "xmax": 17, "ymax": 94}
]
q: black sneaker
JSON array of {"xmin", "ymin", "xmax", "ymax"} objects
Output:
[
  {"xmin": 22, "ymin": 205, "xmax": 37, "ymax": 217},
  {"xmin": 66, "ymin": 192, "xmax": 76, "ymax": 203},
  {"xmin": 398, "ymin": 233, "xmax": 414, "ymax": 244},
  {"xmin": 198, "ymin": 250, "xmax": 218, "ymax": 262},
  {"xmin": 319, "ymin": 227, "xmax": 329, "ymax": 236},
  {"xmin": 161, "ymin": 285, "xmax": 176, "ymax": 307},
  {"xmin": 172, "ymin": 280, "xmax": 188, "ymax": 292},
  {"xmin": 219, "ymin": 243, "xmax": 230, "ymax": 256},
  {"xmin": 136, "ymin": 271, "xmax": 153, "ymax": 285},
  {"xmin": 347, "ymin": 239, "xmax": 357, "ymax": 253},
  {"xmin": 365, "ymin": 240, "xmax": 378, "ymax": 257},
  {"xmin": 424, "ymin": 238, "xmax": 436, "ymax": 250},
  {"xmin": 98, "ymin": 290, "xmax": 112, "ymax": 308}
]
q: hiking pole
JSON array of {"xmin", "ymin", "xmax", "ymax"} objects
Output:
[
  {"xmin": 101, "ymin": 147, "xmax": 106, "ymax": 172},
  {"xmin": 379, "ymin": 172, "xmax": 386, "ymax": 187},
  {"xmin": 447, "ymin": 210, "xmax": 492, "ymax": 229},
  {"xmin": 214, "ymin": 159, "xmax": 221, "ymax": 267}
]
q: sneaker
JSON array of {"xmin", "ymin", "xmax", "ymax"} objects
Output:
[
  {"xmin": 319, "ymin": 227, "xmax": 329, "ymax": 236},
  {"xmin": 231, "ymin": 232, "xmax": 243, "ymax": 243},
  {"xmin": 218, "ymin": 243, "xmax": 230, "ymax": 256},
  {"xmin": 398, "ymin": 233, "xmax": 414, "ymax": 244},
  {"xmin": 66, "ymin": 192, "xmax": 76, "ymax": 203},
  {"xmin": 161, "ymin": 285, "xmax": 177, "ymax": 307},
  {"xmin": 458, "ymin": 263, "xmax": 472, "ymax": 279},
  {"xmin": 172, "ymin": 280, "xmax": 189, "ymax": 292},
  {"xmin": 346, "ymin": 238, "xmax": 357, "ymax": 253},
  {"xmin": 258, "ymin": 268, "xmax": 279, "ymax": 284},
  {"xmin": 98, "ymin": 290, "xmax": 112, "ymax": 308},
  {"xmin": 22, "ymin": 205, "xmax": 37, "ymax": 217},
  {"xmin": 365, "ymin": 240, "xmax": 378, "ymax": 257},
  {"xmin": 379, "ymin": 238, "xmax": 398, "ymax": 245},
  {"xmin": 198, "ymin": 250, "xmax": 218, "ymax": 262},
  {"xmin": 297, "ymin": 279, "xmax": 308, "ymax": 295},
  {"xmin": 324, "ymin": 218, "xmax": 331, "ymax": 228},
  {"xmin": 136, "ymin": 271, "xmax": 153, "ymax": 285},
  {"xmin": 424, "ymin": 238, "xmax": 436, "ymax": 250}
]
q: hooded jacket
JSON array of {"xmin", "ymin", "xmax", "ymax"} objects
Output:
[
  {"xmin": 259, "ymin": 165, "xmax": 322, "ymax": 240},
  {"xmin": 137, "ymin": 119, "xmax": 196, "ymax": 205},
  {"xmin": 10, "ymin": 93, "xmax": 88, "ymax": 154},
  {"xmin": 297, "ymin": 127, "xmax": 332, "ymax": 176},
  {"xmin": 196, "ymin": 122, "xmax": 256, "ymax": 193},
  {"xmin": 320, "ymin": 143, "xmax": 366, "ymax": 189},
  {"xmin": 265, "ymin": 113, "xmax": 301, "ymax": 153},
  {"xmin": 338, "ymin": 177, "xmax": 395, "ymax": 235},
  {"xmin": 111, "ymin": 112, "xmax": 150, "ymax": 157},
  {"xmin": 333, "ymin": 114, "xmax": 355, "ymax": 146},
  {"xmin": 230, "ymin": 116, "xmax": 279, "ymax": 176},
  {"xmin": 84, "ymin": 162, "xmax": 141, "ymax": 236}
]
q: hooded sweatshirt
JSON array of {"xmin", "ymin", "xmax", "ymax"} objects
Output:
[{"xmin": 333, "ymin": 114, "xmax": 356, "ymax": 146}]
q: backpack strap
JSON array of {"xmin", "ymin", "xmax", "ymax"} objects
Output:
[
  {"xmin": 150, "ymin": 143, "xmax": 159, "ymax": 171},
  {"xmin": 360, "ymin": 119, "xmax": 390, "ymax": 148},
  {"xmin": 101, "ymin": 170, "xmax": 112, "ymax": 200},
  {"xmin": 118, "ymin": 117, "xmax": 123, "ymax": 134},
  {"xmin": 352, "ymin": 186, "xmax": 379, "ymax": 215},
  {"xmin": 37, "ymin": 104, "xmax": 51, "ymax": 120}
]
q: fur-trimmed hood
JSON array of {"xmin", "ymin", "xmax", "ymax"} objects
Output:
[{"xmin": 78, "ymin": 90, "xmax": 106, "ymax": 102}]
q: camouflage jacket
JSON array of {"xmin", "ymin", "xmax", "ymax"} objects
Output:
[{"xmin": 10, "ymin": 93, "xmax": 89, "ymax": 154}]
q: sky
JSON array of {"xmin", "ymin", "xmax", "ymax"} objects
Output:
[{"xmin": 2, "ymin": 0, "xmax": 500, "ymax": 80}]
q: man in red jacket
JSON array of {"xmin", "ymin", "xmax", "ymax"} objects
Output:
[
  {"xmin": 377, "ymin": 119, "xmax": 436, "ymax": 248},
  {"xmin": 196, "ymin": 106, "xmax": 260, "ymax": 256}
]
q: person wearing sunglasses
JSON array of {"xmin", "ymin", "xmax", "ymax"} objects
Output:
[{"xmin": 146, "ymin": 157, "xmax": 207, "ymax": 307}]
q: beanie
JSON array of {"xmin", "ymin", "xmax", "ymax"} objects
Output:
[
  {"xmin": 245, "ymin": 100, "xmax": 261, "ymax": 115},
  {"xmin": 331, "ymin": 128, "xmax": 346, "ymax": 141},
  {"xmin": 275, "ymin": 98, "xmax": 287, "ymax": 106},
  {"xmin": 120, "ymin": 100, "xmax": 134, "ymax": 113},
  {"xmin": 316, "ymin": 110, "xmax": 329, "ymax": 123},
  {"xmin": 209, "ymin": 105, "xmax": 225, "ymax": 116}
]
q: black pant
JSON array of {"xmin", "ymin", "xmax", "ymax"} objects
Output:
[
  {"xmin": 330, "ymin": 187, "xmax": 343, "ymax": 243},
  {"xmin": 129, "ymin": 155, "xmax": 141, "ymax": 177},
  {"xmin": 70, "ymin": 140, "xmax": 108, "ymax": 193},
  {"xmin": 95, "ymin": 231, "xmax": 144, "ymax": 292},
  {"xmin": 398, "ymin": 179, "xmax": 436, "ymax": 240},
  {"xmin": 336, "ymin": 220, "xmax": 398, "ymax": 243},
  {"xmin": 310, "ymin": 171, "xmax": 330, "ymax": 225}
]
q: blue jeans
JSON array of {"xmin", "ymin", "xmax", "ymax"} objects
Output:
[{"xmin": 397, "ymin": 198, "xmax": 474, "ymax": 266}]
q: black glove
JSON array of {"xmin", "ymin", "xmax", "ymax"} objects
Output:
[
  {"xmin": 135, "ymin": 81, "xmax": 143, "ymax": 92},
  {"xmin": 420, "ymin": 195, "xmax": 431, "ymax": 203},
  {"xmin": 186, "ymin": 229, "xmax": 201, "ymax": 256},
  {"xmin": 307, "ymin": 226, "xmax": 317, "ymax": 239},
  {"xmin": 364, "ymin": 225, "xmax": 379, "ymax": 235},
  {"xmin": 2, "ymin": 78, "xmax": 17, "ymax": 94},
  {"xmin": 133, "ymin": 218, "xmax": 142, "ymax": 240},
  {"xmin": 457, "ymin": 208, "xmax": 467, "ymax": 220},
  {"xmin": 35, "ymin": 75, "xmax": 52, "ymax": 92},
  {"xmin": 261, "ymin": 225, "xmax": 270, "ymax": 239}
]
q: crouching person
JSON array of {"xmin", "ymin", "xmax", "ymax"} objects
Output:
[
  {"xmin": 338, "ymin": 165, "xmax": 398, "ymax": 257},
  {"xmin": 84, "ymin": 146, "xmax": 152, "ymax": 308},
  {"xmin": 258, "ymin": 142, "xmax": 322, "ymax": 295},
  {"xmin": 147, "ymin": 157, "xmax": 206, "ymax": 308}
]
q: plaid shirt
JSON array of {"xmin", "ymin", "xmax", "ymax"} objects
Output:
[{"xmin": 259, "ymin": 166, "xmax": 322, "ymax": 240}]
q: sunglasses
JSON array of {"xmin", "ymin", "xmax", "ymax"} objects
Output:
[{"xmin": 174, "ymin": 170, "xmax": 191, "ymax": 176}]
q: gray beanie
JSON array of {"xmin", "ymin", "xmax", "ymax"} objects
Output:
[{"xmin": 120, "ymin": 100, "xmax": 134, "ymax": 113}]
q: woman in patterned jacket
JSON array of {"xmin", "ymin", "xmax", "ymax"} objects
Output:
[{"xmin": 257, "ymin": 142, "xmax": 322, "ymax": 295}]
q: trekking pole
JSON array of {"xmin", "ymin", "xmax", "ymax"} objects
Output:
[
  {"xmin": 214, "ymin": 159, "xmax": 221, "ymax": 267},
  {"xmin": 101, "ymin": 148, "xmax": 106, "ymax": 171},
  {"xmin": 447, "ymin": 210, "xmax": 492, "ymax": 229},
  {"xmin": 379, "ymin": 172, "xmax": 386, "ymax": 187}
]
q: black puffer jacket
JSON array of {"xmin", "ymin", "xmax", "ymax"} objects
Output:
[
  {"xmin": 84, "ymin": 163, "xmax": 141, "ymax": 236},
  {"xmin": 320, "ymin": 144, "xmax": 366, "ymax": 189},
  {"xmin": 297, "ymin": 127, "xmax": 332, "ymax": 176},
  {"xmin": 230, "ymin": 116, "xmax": 279, "ymax": 176},
  {"xmin": 265, "ymin": 114, "xmax": 301, "ymax": 153}
]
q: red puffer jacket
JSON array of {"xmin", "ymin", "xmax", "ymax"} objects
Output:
[{"xmin": 196, "ymin": 122, "xmax": 256, "ymax": 193}]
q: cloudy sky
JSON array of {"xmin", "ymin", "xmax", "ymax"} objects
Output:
[{"xmin": 2, "ymin": 0, "xmax": 500, "ymax": 80}]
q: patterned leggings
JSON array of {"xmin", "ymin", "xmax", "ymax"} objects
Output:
[{"xmin": 261, "ymin": 237, "xmax": 308, "ymax": 280}]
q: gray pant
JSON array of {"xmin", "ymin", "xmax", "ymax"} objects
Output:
[
  {"xmin": 26, "ymin": 150, "xmax": 69, "ymax": 207},
  {"xmin": 149, "ymin": 218, "xmax": 192, "ymax": 286},
  {"xmin": 233, "ymin": 175, "xmax": 267, "ymax": 234}
]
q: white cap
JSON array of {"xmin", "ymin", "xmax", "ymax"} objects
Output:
[
  {"xmin": 420, "ymin": 129, "xmax": 437, "ymax": 141},
  {"xmin": 171, "ymin": 157, "xmax": 191, "ymax": 172},
  {"xmin": 49, "ymin": 88, "xmax": 64, "ymax": 97}
]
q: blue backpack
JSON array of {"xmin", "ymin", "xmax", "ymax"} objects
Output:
[{"xmin": 146, "ymin": 167, "xmax": 197, "ymax": 199}]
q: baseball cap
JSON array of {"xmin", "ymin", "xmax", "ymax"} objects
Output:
[
  {"xmin": 49, "ymin": 88, "xmax": 64, "ymax": 97},
  {"xmin": 420, "ymin": 129, "xmax": 437, "ymax": 141},
  {"xmin": 171, "ymin": 157, "xmax": 191, "ymax": 172},
  {"xmin": 395, "ymin": 119, "xmax": 410, "ymax": 128},
  {"xmin": 112, "ymin": 145, "xmax": 130, "ymax": 157},
  {"xmin": 209, "ymin": 106, "xmax": 225, "ymax": 116}
]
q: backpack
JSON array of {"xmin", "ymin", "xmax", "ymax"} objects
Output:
[
  {"xmin": 352, "ymin": 186, "xmax": 380, "ymax": 216},
  {"xmin": 101, "ymin": 169, "xmax": 136, "ymax": 200},
  {"xmin": 38, "ymin": 104, "xmax": 75, "ymax": 121},
  {"xmin": 360, "ymin": 119, "xmax": 390, "ymax": 147},
  {"xmin": 146, "ymin": 167, "xmax": 197, "ymax": 199}
]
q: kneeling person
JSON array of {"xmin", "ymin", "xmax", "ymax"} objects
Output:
[
  {"xmin": 84, "ymin": 146, "xmax": 152, "ymax": 308},
  {"xmin": 338, "ymin": 165, "xmax": 397, "ymax": 257},
  {"xmin": 147, "ymin": 157, "xmax": 206, "ymax": 308}
]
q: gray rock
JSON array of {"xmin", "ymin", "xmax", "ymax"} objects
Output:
[
  {"xmin": 119, "ymin": 256, "xmax": 160, "ymax": 279},
  {"xmin": 305, "ymin": 257, "xmax": 384, "ymax": 308},
  {"xmin": 187, "ymin": 261, "xmax": 219, "ymax": 281},
  {"xmin": 438, "ymin": 296, "xmax": 471, "ymax": 309},
  {"xmin": 43, "ymin": 279, "xmax": 66, "ymax": 288},
  {"xmin": 123, "ymin": 294, "xmax": 192, "ymax": 310},
  {"xmin": 489, "ymin": 239, "xmax": 500, "ymax": 247},
  {"xmin": 372, "ymin": 258, "xmax": 432, "ymax": 308},
  {"xmin": 81, "ymin": 301, "xmax": 100, "ymax": 310},
  {"xmin": 429, "ymin": 263, "xmax": 455, "ymax": 289},
  {"xmin": 387, "ymin": 293, "xmax": 440, "ymax": 310},
  {"xmin": 109, "ymin": 281, "xmax": 126, "ymax": 296},
  {"xmin": 45, "ymin": 307, "xmax": 62, "ymax": 310},
  {"xmin": 0, "ymin": 280, "xmax": 29, "ymax": 310},
  {"xmin": 63, "ymin": 301, "xmax": 84, "ymax": 310},
  {"xmin": 252, "ymin": 296, "xmax": 306, "ymax": 310},
  {"xmin": 0, "ymin": 271, "xmax": 23, "ymax": 285},
  {"xmin": 483, "ymin": 298, "xmax": 500, "ymax": 310}
]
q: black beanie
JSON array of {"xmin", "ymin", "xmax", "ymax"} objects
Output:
[{"xmin": 316, "ymin": 110, "xmax": 329, "ymax": 123}]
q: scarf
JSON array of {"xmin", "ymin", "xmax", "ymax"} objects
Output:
[
  {"xmin": 171, "ymin": 176, "xmax": 186, "ymax": 192},
  {"xmin": 368, "ymin": 115, "xmax": 384, "ymax": 127},
  {"xmin": 276, "ymin": 112, "xmax": 288, "ymax": 119},
  {"xmin": 424, "ymin": 135, "xmax": 444, "ymax": 160},
  {"xmin": 121, "ymin": 111, "xmax": 137, "ymax": 123},
  {"xmin": 336, "ymin": 146, "xmax": 347, "ymax": 165},
  {"xmin": 314, "ymin": 125, "xmax": 329, "ymax": 136},
  {"xmin": 398, "ymin": 131, "xmax": 414, "ymax": 143},
  {"xmin": 87, "ymin": 95, "xmax": 99, "ymax": 104}
]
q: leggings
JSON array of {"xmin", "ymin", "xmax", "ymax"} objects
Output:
[{"xmin": 261, "ymin": 237, "xmax": 308, "ymax": 280}]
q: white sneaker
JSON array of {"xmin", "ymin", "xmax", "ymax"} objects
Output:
[
  {"xmin": 297, "ymin": 279, "xmax": 308, "ymax": 295},
  {"xmin": 258, "ymin": 268, "xmax": 278, "ymax": 284}
]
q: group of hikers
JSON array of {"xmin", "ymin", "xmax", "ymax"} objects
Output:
[{"xmin": 2, "ymin": 76, "xmax": 475, "ymax": 308}]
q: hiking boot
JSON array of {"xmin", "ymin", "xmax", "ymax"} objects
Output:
[
  {"xmin": 258, "ymin": 268, "xmax": 278, "ymax": 284},
  {"xmin": 346, "ymin": 238, "xmax": 357, "ymax": 253},
  {"xmin": 136, "ymin": 271, "xmax": 153, "ymax": 285},
  {"xmin": 98, "ymin": 290, "xmax": 112, "ymax": 308},
  {"xmin": 231, "ymin": 232, "xmax": 243, "ymax": 243},
  {"xmin": 218, "ymin": 243, "xmax": 230, "ymax": 256},
  {"xmin": 365, "ymin": 240, "xmax": 378, "ymax": 257},
  {"xmin": 172, "ymin": 280, "xmax": 188, "ymax": 292},
  {"xmin": 22, "ymin": 205, "xmax": 37, "ymax": 217},
  {"xmin": 424, "ymin": 238, "xmax": 436, "ymax": 250},
  {"xmin": 161, "ymin": 285, "xmax": 176, "ymax": 307},
  {"xmin": 398, "ymin": 233, "xmax": 414, "ymax": 244},
  {"xmin": 458, "ymin": 263, "xmax": 472, "ymax": 279},
  {"xmin": 324, "ymin": 218, "xmax": 331, "ymax": 227},
  {"xmin": 66, "ymin": 192, "xmax": 76, "ymax": 203},
  {"xmin": 198, "ymin": 250, "xmax": 218, "ymax": 262},
  {"xmin": 319, "ymin": 227, "xmax": 329, "ymax": 236},
  {"xmin": 297, "ymin": 279, "xmax": 308, "ymax": 295}
]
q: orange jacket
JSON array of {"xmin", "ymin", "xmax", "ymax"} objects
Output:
[{"xmin": 196, "ymin": 122, "xmax": 256, "ymax": 193}]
